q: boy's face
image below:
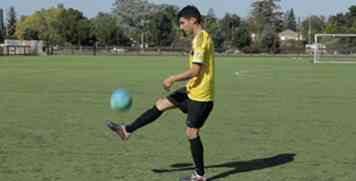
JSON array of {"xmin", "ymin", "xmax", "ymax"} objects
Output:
[{"xmin": 179, "ymin": 17, "xmax": 196, "ymax": 35}]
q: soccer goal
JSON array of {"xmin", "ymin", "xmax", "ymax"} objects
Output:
[{"xmin": 314, "ymin": 34, "xmax": 356, "ymax": 64}]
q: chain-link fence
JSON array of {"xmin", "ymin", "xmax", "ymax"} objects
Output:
[{"xmin": 50, "ymin": 46, "xmax": 188, "ymax": 56}]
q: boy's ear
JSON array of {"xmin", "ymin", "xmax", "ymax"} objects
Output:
[
  {"xmin": 191, "ymin": 17, "xmax": 200, "ymax": 25},
  {"xmin": 181, "ymin": 30, "xmax": 187, "ymax": 37}
]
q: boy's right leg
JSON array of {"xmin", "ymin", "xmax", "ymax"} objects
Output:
[{"xmin": 107, "ymin": 98, "xmax": 176, "ymax": 141}]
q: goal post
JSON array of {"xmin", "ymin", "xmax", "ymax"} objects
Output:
[{"xmin": 314, "ymin": 34, "xmax": 356, "ymax": 64}]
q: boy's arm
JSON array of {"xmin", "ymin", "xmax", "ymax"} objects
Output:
[{"xmin": 163, "ymin": 63, "xmax": 202, "ymax": 91}]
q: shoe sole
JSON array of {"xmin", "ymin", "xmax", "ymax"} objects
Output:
[{"xmin": 179, "ymin": 176, "xmax": 206, "ymax": 181}]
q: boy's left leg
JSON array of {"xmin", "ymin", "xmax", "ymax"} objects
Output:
[
  {"xmin": 187, "ymin": 128, "xmax": 205, "ymax": 179},
  {"xmin": 185, "ymin": 100, "xmax": 214, "ymax": 179}
]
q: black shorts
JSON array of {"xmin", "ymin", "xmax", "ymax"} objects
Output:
[{"xmin": 167, "ymin": 87, "xmax": 214, "ymax": 129}]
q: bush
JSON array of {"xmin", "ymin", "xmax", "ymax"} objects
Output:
[{"xmin": 241, "ymin": 45, "xmax": 260, "ymax": 54}]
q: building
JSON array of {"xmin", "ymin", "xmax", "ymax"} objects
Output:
[
  {"xmin": 1, "ymin": 40, "xmax": 44, "ymax": 55},
  {"xmin": 279, "ymin": 29, "xmax": 303, "ymax": 41}
]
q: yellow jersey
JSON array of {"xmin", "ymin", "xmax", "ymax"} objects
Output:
[{"xmin": 186, "ymin": 30, "xmax": 215, "ymax": 102}]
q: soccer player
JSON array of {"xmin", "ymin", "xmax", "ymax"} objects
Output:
[{"xmin": 107, "ymin": 5, "xmax": 215, "ymax": 181}]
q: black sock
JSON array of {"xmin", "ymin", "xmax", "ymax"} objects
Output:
[
  {"xmin": 125, "ymin": 106, "xmax": 163, "ymax": 133},
  {"xmin": 189, "ymin": 136, "xmax": 204, "ymax": 176}
]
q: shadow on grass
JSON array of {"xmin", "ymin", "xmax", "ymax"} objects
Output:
[{"xmin": 152, "ymin": 153, "xmax": 296, "ymax": 180}]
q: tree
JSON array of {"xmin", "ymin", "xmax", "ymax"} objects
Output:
[
  {"xmin": 324, "ymin": 18, "xmax": 338, "ymax": 33},
  {"xmin": 205, "ymin": 9, "xmax": 218, "ymax": 31},
  {"xmin": 220, "ymin": 13, "xmax": 240, "ymax": 45},
  {"xmin": 0, "ymin": 8, "xmax": 5, "ymax": 42},
  {"xmin": 350, "ymin": 20, "xmax": 356, "ymax": 33},
  {"xmin": 207, "ymin": 8, "xmax": 216, "ymax": 19},
  {"xmin": 232, "ymin": 21, "xmax": 251, "ymax": 49},
  {"xmin": 61, "ymin": 8, "xmax": 89, "ymax": 46},
  {"xmin": 145, "ymin": 4, "xmax": 178, "ymax": 47},
  {"xmin": 113, "ymin": 0, "xmax": 158, "ymax": 45},
  {"xmin": 213, "ymin": 30, "xmax": 225, "ymax": 50},
  {"xmin": 42, "ymin": 8, "xmax": 66, "ymax": 46},
  {"xmin": 16, "ymin": 8, "xmax": 67, "ymax": 53},
  {"xmin": 16, "ymin": 6, "xmax": 94, "ymax": 48},
  {"xmin": 333, "ymin": 13, "xmax": 349, "ymax": 31},
  {"xmin": 91, "ymin": 12, "xmax": 119, "ymax": 46},
  {"xmin": 286, "ymin": 8, "xmax": 297, "ymax": 31},
  {"xmin": 302, "ymin": 16, "xmax": 326, "ymax": 43},
  {"xmin": 15, "ymin": 15, "xmax": 39, "ymax": 40},
  {"xmin": 250, "ymin": 0, "xmax": 283, "ymax": 51},
  {"xmin": 161, "ymin": 4, "xmax": 179, "ymax": 46},
  {"xmin": 204, "ymin": 8, "xmax": 224, "ymax": 49},
  {"xmin": 251, "ymin": 0, "xmax": 283, "ymax": 32},
  {"xmin": 349, "ymin": 5, "xmax": 356, "ymax": 17},
  {"xmin": 7, "ymin": 6, "xmax": 17, "ymax": 39},
  {"xmin": 348, "ymin": 6, "xmax": 356, "ymax": 33},
  {"xmin": 261, "ymin": 23, "xmax": 279, "ymax": 52},
  {"xmin": 324, "ymin": 6, "xmax": 356, "ymax": 35},
  {"xmin": 77, "ymin": 19, "xmax": 93, "ymax": 45},
  {"xmin": 149, "ymin": 11, "xmax": 175, "ymax": 47}
]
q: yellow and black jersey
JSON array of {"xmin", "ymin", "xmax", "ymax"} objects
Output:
[{"xmin": 186, "ymin": 30, "xmax": 215, "ymax": 102}]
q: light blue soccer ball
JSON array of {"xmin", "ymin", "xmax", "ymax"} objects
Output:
[{"xmin": 110, "ymin": 89, "xmax": 132, "ymax": 111}]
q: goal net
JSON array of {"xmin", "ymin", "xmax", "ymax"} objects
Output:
[{"xmin": 314, "ymin": 34, "xmax": 356, "ymax": 64}]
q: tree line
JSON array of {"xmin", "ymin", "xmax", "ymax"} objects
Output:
[{"xmin": 0, "ymin": 0, "xmax": 355, "ymax": 53}]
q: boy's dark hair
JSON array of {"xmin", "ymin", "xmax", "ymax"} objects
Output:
[{"xmin": 177, "ymin": 5, "xmax": 202, "ymax": 24}]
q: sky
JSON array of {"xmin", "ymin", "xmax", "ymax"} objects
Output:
[{"xmin": 1, "ymin": 0, "xmax": 356, "ymax": 19}]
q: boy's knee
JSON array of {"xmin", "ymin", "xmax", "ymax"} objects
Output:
[
  {"xmin": 186, "ymin": 128, "xmax": 199, "ymax": 140},
  {"xmin": 155, "ymin": 98, "xmax": 172, "ymax": 111}
]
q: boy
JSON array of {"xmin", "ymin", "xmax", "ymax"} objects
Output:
[{"xmin": 107, "ymin": 5, "xmax": 215, "ymax": 181}]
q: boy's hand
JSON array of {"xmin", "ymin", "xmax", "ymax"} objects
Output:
[{"xmin": 163, "ymin": 76, "xmax": 175, "ymax": 91}]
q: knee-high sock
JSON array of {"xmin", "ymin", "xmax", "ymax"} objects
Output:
[
  {"xmin": 190, "ymin": 136, "xmax": 204, "ymax": 176},
  {"xmin": 125, "ymin": 106, "xmax": 163, "ymax": 133}
]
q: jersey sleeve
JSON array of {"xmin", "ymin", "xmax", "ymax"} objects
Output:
[{"xmin": 192, "ymin": 32, "xmax": 207, "ymax": 64}]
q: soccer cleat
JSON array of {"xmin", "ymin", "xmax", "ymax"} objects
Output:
[
  {"xmin": 180, "ymin": 171, "xmax": 207, "ymax": 181},
  {"xmin": 191, "ymin": 171, "xmax": 207, "ymax": 181},
  {"xmin": 106, "ymin": 120, "xmax": 130, "ymax": 141}
]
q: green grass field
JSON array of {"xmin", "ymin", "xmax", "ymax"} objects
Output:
[{"xmin": 1, "ymin": 56, "xmax": 356, "ymax": 181}]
